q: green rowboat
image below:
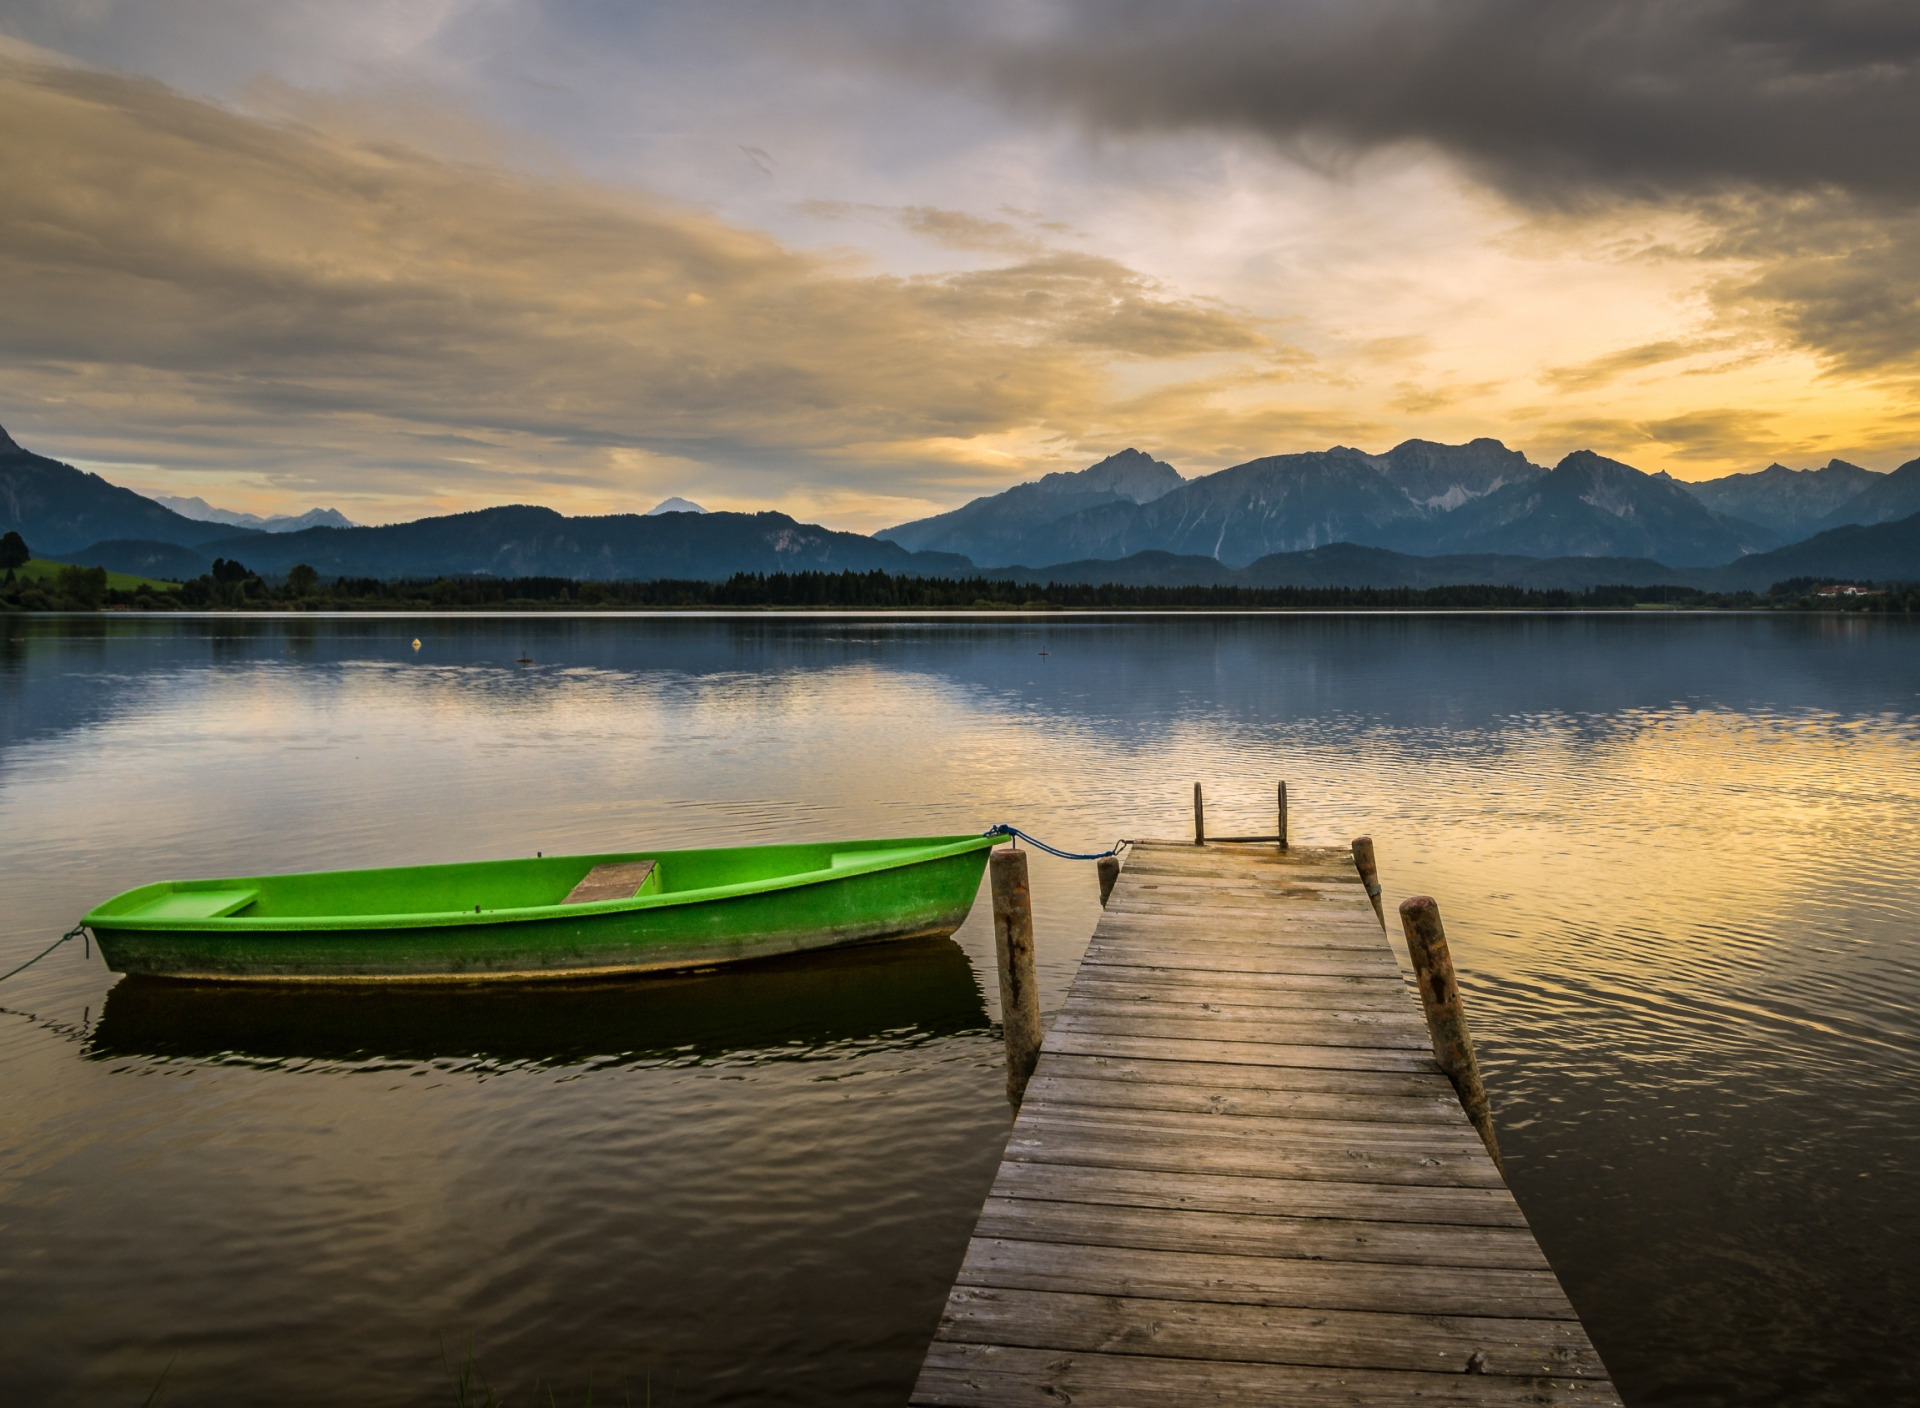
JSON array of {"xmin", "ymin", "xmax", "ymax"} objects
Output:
[{"xmin": 85, "ymin": 834, "xmax": 1001, "ymax": 982}]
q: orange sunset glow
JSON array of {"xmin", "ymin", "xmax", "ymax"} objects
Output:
[{"xmin": 2, "ymin": 6, "xmax": 1917, "ymax": 531}]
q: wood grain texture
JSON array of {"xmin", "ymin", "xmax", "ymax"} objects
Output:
[
  {"xmin": 559, "ymin": 860, "xmax": 655, "ymax": 905},
  {"xmin": 955, "ymin": 1238, "xmax": 1576, "ymax": 1318},
  {"xmin": 935, "ymin": 1286, "xmax": 1607, "ymax": 1377},
  {"xmin": 910, "ymin": 841, "xmax": 1615, "ymax": 1406},
  {"xmin": 916, "ymin": 1344, "xmax": 1625, "ymax": 1407},
  {"xmin": 986, "ymin": 1162, "xmax": 1530, "ymax": 1227}
]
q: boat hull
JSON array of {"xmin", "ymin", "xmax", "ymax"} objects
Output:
[{"xmin": 87, "ymin": 837, "xmax": 998, "ymax": 982}]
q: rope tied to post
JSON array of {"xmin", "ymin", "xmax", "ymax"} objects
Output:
[
  {"xmin": 0, "ymin": 924, "xmax": 92, "ymax": 987},
  {"xmin": 982, "ymin": 824, "xmax": 1129, "ymax": 862}
]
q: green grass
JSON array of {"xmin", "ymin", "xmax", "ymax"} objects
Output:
[{"xmin": 14, "ymin": 557, "xmax": 180, "ymax": 592}]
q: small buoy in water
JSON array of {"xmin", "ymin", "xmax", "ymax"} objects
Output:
[{"xmin": 411, "ymin": 638, "xmax": 422, "ymax": 651}]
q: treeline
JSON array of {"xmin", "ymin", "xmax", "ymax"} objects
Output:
[{"xmin": 5, "ymin": 561, "xmax": 1920, "ymax": 613}]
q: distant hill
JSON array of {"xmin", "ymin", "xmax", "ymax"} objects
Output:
[
  {"xmin": 1808, "ymin": 456, "xmax": 1920, "ymax": 533},
  {"xmin": 0, "ymin": 423, "xmax": 263, "ymax": 556},
  {"xmin": 79, "ymin": 504, "xmax": 976, "ymax": 581},
  {"xmin": 986, "ymin": 513, "xmax": 1920, "ymax": 593},
  {"xmin": 151, "ymin": 495, "xmax": 358, "ymax": 533},
  {"xmin": 1705, "ymin": 510, "xmax": 1920, "ymax": 591},
  {"xmin": 1242, "ymin": 542, "xmax": 1700, "ymax": 591},
  {"xmin": 1420, "ymin": 451, "xmax": 1775, "ymax": 566},
  {"xmin": 987, "ymin": 542, "xmax": 1697, "ymax": 591},
  {"xmin": 989, "ymin": 550, "xmax": 1238, "ymax": 587},
  {"xmin": 645, "ymin": 497, "xmax": 709, "ymax": 515},
  {"xmin": 878, "ymin": 448, "xmax": 1184, "ymax": 564},
  {"xmin": 66, "ymin": 539, "xmax": 223, "ymax": 581},
  {"xmin": 1680, "ymin": 460, "xmax": 1880, "ymax": 538}
]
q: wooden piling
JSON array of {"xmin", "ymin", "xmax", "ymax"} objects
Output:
[
  {"xmin": 1398, "ymin": 896, "xmax": 1503, "ymax": 1172},
  {"xmin": 1095, "ymin": 855, "xmax": 1120, "ymax": 907},
  {"xmin": 1351, "ymin": 834, "xmax": 1386, "ymax": 928},
  {"xmin": 991, "ymin": 847, "xmax": 1043, "ymax": 1104},
  {"xmin": 1193, "ymin": 782, "xmax": 1206, "ymax": 845},
  {"xmin": 1277, "ymin": 780, "xmax": 1289, "ymax": 850}
]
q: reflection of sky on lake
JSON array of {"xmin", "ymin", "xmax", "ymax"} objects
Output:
[{"xmin": 3, "ymin": 612, "xmax": 1919, "ymax": 1406}]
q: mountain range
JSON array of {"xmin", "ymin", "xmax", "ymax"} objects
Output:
[
  {"xmin": 1, "ymin": 424, "xmax": 267, "ymax": 557},
  {"xmin": 879, "ymin": 440, "xmax": 1821, "ymax": 568},
  {"xmin": 152, "ymin": 494, "xmax": 357, "ymax": 533},
  {"xmin": 140, "ymin": 505, "xmax": 974, "ymax": 582},
  {"xmin": 877, "ymin": 448, "xmax": 1185, "ymax": 562},
  {"xmin": 4, "ymin": 419, "xmax": 1917, "ymax": 589}
]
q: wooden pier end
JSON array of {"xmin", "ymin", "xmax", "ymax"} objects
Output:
[{"xmin": 914, "ymin": 834, "xmax": 1611, "ymax": 1407}]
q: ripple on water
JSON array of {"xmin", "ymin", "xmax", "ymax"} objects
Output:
[{"xmin": 2, "ymin": 613, "xmax": 1918, "ymax": 1406}]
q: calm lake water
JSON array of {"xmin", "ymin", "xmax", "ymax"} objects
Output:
[{"xmin": 3, "ymin": 612, "xmax": 1917, "ymax": 1407}]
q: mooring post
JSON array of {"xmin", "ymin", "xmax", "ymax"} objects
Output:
[
  {"xmin": 1397, "ymin": 896, "xmax": 1503, "ymax": 1173},
  {"xmin": 991, "ymin": 847, "xmax": 1043, "ymax": 1104},
  {"xmin": 1277, "ymin": 781, "xmax": 1289, "ymax": 851},
  {"xmin": 1096, "ymin": 855, "xmax": 1121, "ymax": 907},
  {"xmin": 1350, "ymin": 835, "xmax": 1386, "ymax": 929},
  {"xmin": 1193, "ymin": 782, "xmax": 1206, "ymax": 845}
]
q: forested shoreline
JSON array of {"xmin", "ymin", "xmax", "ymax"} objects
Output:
[{"xmin": 3, "ymin": 560, "xmax": 1917, "ymax": 614}]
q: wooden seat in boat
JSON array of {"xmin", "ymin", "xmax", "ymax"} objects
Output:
[{"xmin": 560, "ymin": 861, "xmax": 657, "ymax": 905}]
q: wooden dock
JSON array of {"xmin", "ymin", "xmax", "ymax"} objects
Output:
[{"xmin": 912, "ymin": 840, "xmax": 1620, "ymax": 1407}]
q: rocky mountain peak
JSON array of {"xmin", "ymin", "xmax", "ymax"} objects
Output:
[
  {"xmin": 1559, "ymin": 451, "xmax": 1669, "ymax": 517},
  {"xmin": 1375, "ymin": 437, "xmax": 1542, "ymax": 509},
  {"xmin": 1035, "ymin": 448, "xmax": 1184, "ymax": 504}
]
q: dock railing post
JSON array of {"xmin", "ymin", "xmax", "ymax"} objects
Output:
[
  {"xmin": 1397, "ymin": 896, "xmax": 1504, "ymax": 1173},
  {"xmin": 1350, "ymin": 835, "xmax": 1386, "ymax": 928},
  {"xmin": 1277, "ymin": 781, "xmax": 1289, "ymax": 851},
  {"xmin": 1193, "ymin": 782, "xmax": 1205, "ymax": 845},
  {"xmin": 1096, "ymin": 855, "xmax": 1121, "ymax": 907},
  {"xmin": 991, "ymin": 848, "xmax": 1043, "ymax": 1105}
]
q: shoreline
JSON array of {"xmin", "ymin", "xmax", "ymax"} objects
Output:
[{"xmin": 4, "ymin": 605, "xmax": 1911, "ymax": 619}]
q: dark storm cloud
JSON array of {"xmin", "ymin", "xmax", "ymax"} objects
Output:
[
  {"xmin": 898, "ymin": 0, "xmax": 1920, "ymax": 202},
  {"xmin": 868, "ymin": 0, "xmax": 1920, "ymax": 389},
  {"xmin": 1706, "ymin": 193, "xmax": 1920, "ymax": 378}
]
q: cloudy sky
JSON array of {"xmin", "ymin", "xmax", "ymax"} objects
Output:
[{"xmin": 2, "ymin": 1, "xmax": 1917, "ymax": 528}]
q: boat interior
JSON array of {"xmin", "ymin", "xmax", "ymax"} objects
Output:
[{"xmin": 91, "ymin": 836, "xmax": 985, "ymax": 922}]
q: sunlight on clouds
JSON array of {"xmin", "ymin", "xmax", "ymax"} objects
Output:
[
  {"xmin": 2, "ymin": 18, "xmax": 1919, "ymax": 530},
  {"xmin": 0, "ymin": 55, "xmax": 1267, "ymax": 527}
]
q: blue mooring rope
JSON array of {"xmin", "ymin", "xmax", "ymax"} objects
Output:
[
  {"xmin": 0, "ymin": 924, "xmax": 90, "ymax": 987},
  {"xmin": 983, "ymin": 824, "xmax": 1128, "ymax": 861}
]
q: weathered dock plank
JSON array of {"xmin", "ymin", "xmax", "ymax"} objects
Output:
[
  {"xmin": 917, "ymin": 1344, "xmax": 1624, "ymax": 1408},
  {"xmin": 912, "ymin": 840, "xmax": 1616, "ymax": 1406}
]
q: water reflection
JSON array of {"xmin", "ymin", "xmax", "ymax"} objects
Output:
[
  {"xmin": 4, "ymin": 613, "xmax": 1915, "ymax": 763},
  {"xmin": 5, "ymin": 613, "xmax": 1920, "ymax": 1407},
  {"xmin": 88, "ymin": 936, "xmax": 989, "ymax": 1069}
]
